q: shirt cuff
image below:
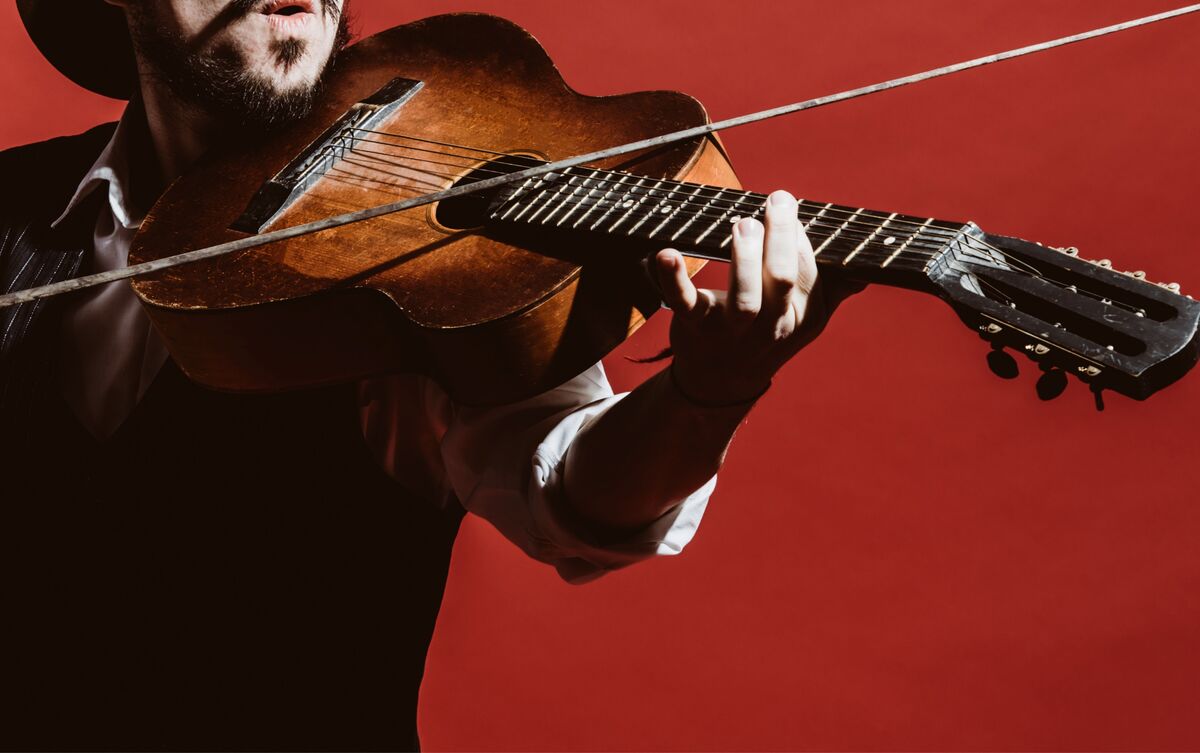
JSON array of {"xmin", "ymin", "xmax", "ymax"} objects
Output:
[{"xmin": 526, "ymin": 394, "xmax": 714, "ymax": 584}]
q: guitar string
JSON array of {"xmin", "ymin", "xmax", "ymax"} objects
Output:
[
  {"xmin": 341, "ymin": 130, "xmax": 1060, "ymax": 281},
  {"xmin": 333, "ymin": 148, "xmax": 948, "ymax": 257},
  {"xmin": 319, "ymin": 129, "xmax": 1051, "ymax": 289},
  {"xmin": 289, "ymin": 128, "xmax": 1138, "ymax": 313},
  {"xmin": 346, "ymin": 131, "xmax": 967, "ymax": 243},
  {"xmin": 349, "ymin": 128, "xmax": 1012, "ymax": 256},
  {"xmin": 329, "ymin": 136, "xmax": 1149, "ymax": 314},
  {"xmin": 311, "ymin": 168, "xmax": 950, "ymax": 272},
  {"xmin": 319, "ymin": 167, "xmax": 1107, "ymax": 310},
  {"xmin": 332, "ymin": 139, "xmax": 1063, "ymax": 281},
  {"xmin": 315, "ymin": 166, "xmax": 1145, "ymax": 321},
  {"xmin": 325, "ymin": 152, "xmax": 952, "ymax": 264},
  {"xmin": 319, "ymin": 159, "xmax": 944, "ymax": 265},
  {"xmin": 346, "ymin": 127, "xmax": 1076, "ymax": 285},
  {"xmin": 321, "ymin": 160, "xmax": 952, "ymax": 270},
  {"xmin": 339, "ymin": 129, "xmax": 1130, "ymax": 296},
  {"xmin": 333, "ymin": 140, "xmax": 962, "ymax": 265}
]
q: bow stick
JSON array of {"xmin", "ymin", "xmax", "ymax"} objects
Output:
[{"xmin": 2, "ymin": 3, "xmax": 1198, "ymax": 309}]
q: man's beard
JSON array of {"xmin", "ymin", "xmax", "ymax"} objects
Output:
[{"xmin": 128, "ymin": 0, "xmax": 351, "ymax": 135}]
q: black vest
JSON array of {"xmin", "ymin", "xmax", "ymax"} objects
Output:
[{"xmin": 0, "ymin": 125, "xmax": 462, "ymax": 751}]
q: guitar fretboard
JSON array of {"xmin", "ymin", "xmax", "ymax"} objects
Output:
[{"xmin": 490, "ymin": 167, "xmax": 969, "ymax": 278}]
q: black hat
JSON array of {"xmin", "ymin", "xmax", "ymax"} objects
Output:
[{"xmin": 16, "ymin": 0, "xmax": 136, "ymax": 100}]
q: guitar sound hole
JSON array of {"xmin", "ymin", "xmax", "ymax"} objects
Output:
[{"xmin": 436, "ymin": 154, "xmax": 546, "ymax": 230}]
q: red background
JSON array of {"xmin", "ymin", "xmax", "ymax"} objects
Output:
[{"xmin": 4, "ymin": 1, "xmax": 1197, "ymax": 749}]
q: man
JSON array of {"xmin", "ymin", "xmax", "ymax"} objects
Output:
[{"xmin": 1, "ymin": 0, "xmax": 838, "ymax": 748}]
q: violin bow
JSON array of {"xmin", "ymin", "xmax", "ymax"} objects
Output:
[{"xmin": 2, "ymin": 2, "xmax": 1198, "ymax": 309}]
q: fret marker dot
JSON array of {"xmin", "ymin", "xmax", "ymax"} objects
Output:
[
  {"xmin": 883, "ymin": 236, "xmax": 896, "ymax": 245},
  {"xmin": 660, "ymin": 206, "xmax": 671, "ymax": 214},
  {"xmin": 622, "ymin": 199, "xmax": 635, "ymax": 208},
  {"xmin": 729, "ymin": 216, "xmax": 741, "ymax": 223}
]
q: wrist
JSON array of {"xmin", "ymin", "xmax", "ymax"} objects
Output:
[{"xmin": 667, "ymin": 361, "xmax": 771, "ymax": 410}]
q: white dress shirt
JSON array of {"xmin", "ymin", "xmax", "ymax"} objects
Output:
[{"xmin": 51, "ymin": 106, "xmax": 713, "ymax": 583}]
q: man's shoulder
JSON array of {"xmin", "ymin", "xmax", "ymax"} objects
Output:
[{"xmin": 0, "ymin": 122, "xmax": 117, "ymax": 222}]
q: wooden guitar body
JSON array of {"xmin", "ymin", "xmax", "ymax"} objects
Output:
[{"xmin": 131, "ymin": 13, "xmax": 737, "ymax": 405}]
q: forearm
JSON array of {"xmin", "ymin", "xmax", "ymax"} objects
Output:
[{"xmin": 561, "ymin": 365, "xmax": 752, "ymax": 532}]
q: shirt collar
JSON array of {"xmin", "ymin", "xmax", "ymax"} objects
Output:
[{"xmin": 51, "ymin": 104, "xmax": 147, "ymax": 232}]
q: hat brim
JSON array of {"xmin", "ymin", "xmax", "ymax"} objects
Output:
[{"xmin": 17, "ymin": 0, "xmax": 136, "ymax": 100}]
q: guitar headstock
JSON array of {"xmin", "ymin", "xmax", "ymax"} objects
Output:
[{"xmin": 927, "ymin": 227, "xmax": 1200, "ymax": 400}]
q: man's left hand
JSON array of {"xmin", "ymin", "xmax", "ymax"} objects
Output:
[{"xmin": 655, "ymin": 189, "xmax": 855, "ymax": 407}]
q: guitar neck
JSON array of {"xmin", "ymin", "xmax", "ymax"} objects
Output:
[{"xmin": 489, "ymin": 166, "xmax": 970, "ymax": 285}]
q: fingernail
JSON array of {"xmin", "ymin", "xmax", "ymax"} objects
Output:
[
  {"xmin": 768, "ymin": 190, "xmax": 792, "ymax": 207},
  {"xmin": 736, "ymin": 218, "xmax": 762, "ymax": 237}
]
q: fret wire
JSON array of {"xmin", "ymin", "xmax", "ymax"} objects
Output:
[
  {"xmin": 509, "ymin": 177, "xmax": 556, "ymax": 222},
  {"xmin": 800, "ymin": 201, "xmax": 833, "ymax": 234},
  {"xmin": 524, "ymin": 175, "xmax": 572, "ymax": 224},
  {"xmin": 814, "ymin": 208, "xmax": 863, "ymax": 256},
  {"xmin": 667, "ymin": 202, "xmax": 946, "ymax": 261},
  {"xmin": 639, "ymin": 181, "xmax": 688, "ymax": 237},
  {"xmin": 491, "ymin": 169, "xmax": 962, "ymax": 265},
  {"xmin": 585, "ymin": 174, "xmax": 634, "ymax": 230},
  {"xmin": 348, "ymin": 138, "xmax": 968, "ymax": 247},
  {"xmin": 537, "ymin": 174, "xmax": 583, "ymax": 225},
  {"xmin": 650, "ymin": 184, "xmax": 707, "ymax": 238},
  {"xmin": 670, "ymin": 187, "xmax": 727, "ymax": 242},
  {"xmin": 340, "ymin": 137, "xmax": 970, "ymax": 244},
  {"xmin": 555, "ymin": 169, "xmax": 603, "ymax": 226},
  {"xmin": 697, "ymin": 188, "xmax": 735, "ymax": 246},
  {"xmin": 843, "ymin": 212, "xmax": 897, "ymax": 265},
  {"xmin": 503, "ymin": 185, "xmax": 952, "ymax": 264},
  {"xmin": 574, "ymin": 173, "xmax": 628, "ymax": 229},
  {"xmin": 501, "ymin": 186, "xmax": 946, "ymax": 266},
  {"xmin": 561, "ymin": 166, "xmax": 965, "ymax": 241},
  {"xmin": 607, "ymin": 177, "xmax": 652, "ymax": 234},
  {"xmin": 506, "ymin": 184, "xmax": 951, "ymax": 258},
  {"xmin": 625, "ymin": 179, "xmax": 672, "ymax": 236},
  {"xmin": 703, "ymin": 190, "xmax": 758, "ymax": 245},
  {"xmin": 882, "ymin": 218, "xmax": 935, "ymax": 267},
  {"xmin": 497, "ymin": 176, "xmax": 539, "ymax": 220},
  {"xmin": 579, "ymin": 165, "xmax": 961, "ymax": 242}
]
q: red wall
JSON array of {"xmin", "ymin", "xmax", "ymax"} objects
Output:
[{"xmin": 4, "ymin": 1, "xmax": 1197, "ymax": 749}]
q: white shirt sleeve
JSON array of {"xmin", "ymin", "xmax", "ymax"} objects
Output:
[{"xmin": 362, "ymin": 364, "xmax": 713, "ymax": 584}]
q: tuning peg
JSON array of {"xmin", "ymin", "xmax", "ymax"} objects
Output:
[
  {"xmin": 1036, "ymin": 368, "xmax": 1068, "ymax": 400},
  {"xmin": 1053, "ymin": 246, "xmax": 1080, "ymax": 256},
  {"xmin": 1160, "ymin": 281, "xmax": 1182, "ymax": 294},
  {"xmin": 1125, "ymin": 270, "xmax": 1147, "ymax": 280},
  {"xmin": 987, "ymin": 347, "xmax": 1019, "ymax": 379},
  {"xmin": 1095, "ymin": 258, "xmax": 1113, "ymax": 268},
  {"xmin": 1023, "ymin": 343, "xmax": 1051, "ymax": 357}
]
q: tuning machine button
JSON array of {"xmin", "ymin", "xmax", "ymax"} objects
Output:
[
  {"xmin": 1077, "ymin": 365, "xmax": 1103, "ymax": 378},
  {"xmin": 1023, "ymin": 343, "xmax": 1051, "ymax": 356},
  {"xmin": 1036, "ymin": 368, "xmax": 1068, "ymax": 401},
  {"xmin": 987, "ymin": 348, "xmax": 1019, "ymax": 379}
]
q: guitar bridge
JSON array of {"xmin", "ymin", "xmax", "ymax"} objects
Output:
[{"xmin": 230, "ymin": 77, "xmax": 425, "ymax": 234}]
